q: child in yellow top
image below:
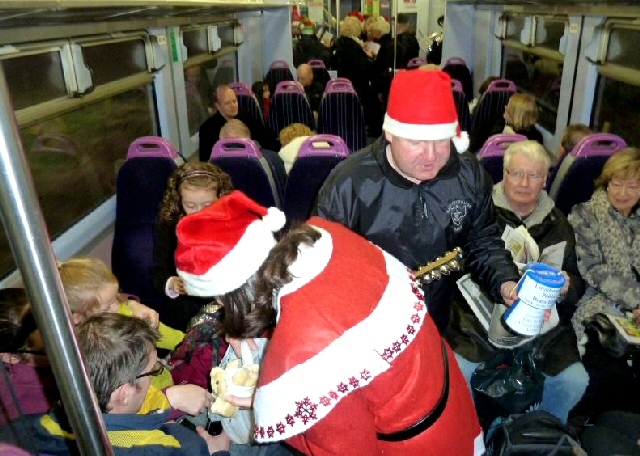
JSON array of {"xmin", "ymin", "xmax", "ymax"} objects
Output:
[{"xmin": 58, "ymin": 257, "xmax": 184, "ymax": 389}]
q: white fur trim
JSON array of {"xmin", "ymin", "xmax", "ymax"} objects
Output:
[
  {"xmin": 254, "ymin": 249, "xmax": 427, "ymax": 442},
  {"xmin": 263, "ymin": 207, "xmax": 286, "ymax": 232},
  {"xmin": 451, "ymin": 131, "xmax": 470, "ymax": 153},
  {"xmin": 383, "ymin": 114, "xmax": 458, "ymax": 141},
  {"xmin": 178, "ymin": 220, "xmax": 276, "ymax": 296},
  {"xmin": 474, "ymin": 432, "xmax": 486, "ymax": 456}
]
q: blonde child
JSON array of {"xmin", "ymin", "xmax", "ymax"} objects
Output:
[{"xmin": 58, "ymin": 257, "xmax": 213, "ymax": 415}]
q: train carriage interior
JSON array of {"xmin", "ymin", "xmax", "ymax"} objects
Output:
[{"xmin": 0, "ymin": 0, "xmax": 639, "ymax": 453}]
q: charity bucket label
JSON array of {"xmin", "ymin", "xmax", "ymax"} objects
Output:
[{"xmin": 502, "ymin": 262, "xmax": 565, "ymax": 336}]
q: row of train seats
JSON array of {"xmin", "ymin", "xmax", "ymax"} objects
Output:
[
  {"xmin": 231, "ymin": 74, "xmax": 366, "ymax": 153},
  {"xmin": 111, "ymin": 136, "xmax": 184, "ymax": 317},
  {"xmin": 210, "ymin": 134, "xmax": 349, "ymax": 224},
  {"xmin": 264, "ymin": 58, "xmax": 331, "ymax": 94},
  {"xmin": 477, "ymin": 132, "xmax": 628, "ymax": 215}
]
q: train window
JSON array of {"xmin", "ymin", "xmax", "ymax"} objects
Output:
[
  {"xmin": 504, "ymin": 15, "xmax": 526, "ymax": 41},
  {"xmin": 80, "ymin": 38, "xmax": 148, "ymax": 86},
  {"xmin": 1, "ymin": 49, "xmax": 67, "ymax": 110},
  {"xmin": 0, "ymin": 85, "xmax": 156, "ymax": 278},
  {"xmin": 183, "ymin": 28, "xmax": 209, "ymax": 56},
  {"xmin": 535, "ymin": 17, "xmax": 566, "ymax": 51},
  {"xmin": 592, "ymin": 25, "xmax": 640, "ymax": 146}
]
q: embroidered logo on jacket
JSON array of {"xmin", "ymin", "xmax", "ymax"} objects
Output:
[{"xmin": 446, "ymin": 200, "xmax": 472, "ymax": 232}]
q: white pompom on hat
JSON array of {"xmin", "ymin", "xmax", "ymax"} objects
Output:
[
  {"xmin": 382, "ymin": 69, "xmax": 469, "ymax": 153},
  {"xmin": 175, "ymin": 190, "xmax": 286, "ymax": 297}
]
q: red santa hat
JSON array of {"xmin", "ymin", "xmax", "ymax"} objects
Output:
[
  {"xmin": 382, "ymin": 70, "xmax": 469, "ymax": 153},
  {"xmin": 174, "ymin": 191, "xmax": 286, "ymax": 297}
]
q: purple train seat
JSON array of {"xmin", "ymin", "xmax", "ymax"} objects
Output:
[
  {"xmin": 407, "ymin": 57, "xmax": 427, "ymax": 69},
  {"xmin": 268, "ymin": 81, "xmax": 315, "ymax": 137},
  {"xmin": 470, "ymin": 78, "xmax": 517, "ymax": 153},
  {"xmin": 308, "ymin": 59, "xmax": 331, "ymax": 89},
  {"xmin": 265, "ymin": 60, "xmax": 294, "ymax": 97},
  {"xmin": 477, "ymin": 133, "xmax": 527, "ymax": 184},
  {"xmin": 450, "ymin": 78, "xmax": 471, "ymax": 133},
  {"xmin": 550, "ymin": 133, "xmax": 627, "ymax": 215},
  {"xmin": 210, "ymin": 138, "xmax": 281, "ymax": 208},
  {"xmin": 442, "ymin": 56, "xmax": 473, "ymax": 101},
  {"xmin": 284, "ymin": 135, "xmax": 349, "ymax": 223},
  {"xmin": 317, "ymin": 80, "xmax": 365, "ymax": 153},
  {"xmin": 112, "ymin": 136, "xmax": 181, "ymax": 318},
  {"xmin": 229, "ymin": 82, "xmax": 265, "ymax": 126}
]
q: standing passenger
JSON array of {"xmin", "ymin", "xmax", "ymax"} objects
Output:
[
  {"xmin": 174, "ymin": 190, "xmax": 485, "ymax": 455},
  {"xmin": 316, "ymin": 69, "xmax": 520, "ymax": 333}
]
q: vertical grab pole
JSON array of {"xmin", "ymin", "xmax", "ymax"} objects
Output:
[{"xmin": 0, "ymin": 68, "xmax": 113, "ymax": 455}]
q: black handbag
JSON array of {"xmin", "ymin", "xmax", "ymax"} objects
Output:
[{"xmin": 486, "ymin": 411, "xmax": 586, "ymax": 456}]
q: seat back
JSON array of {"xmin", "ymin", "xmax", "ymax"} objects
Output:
[
  {"xmin": 478, "ymin": 133, "xmax": 527, "ymax": 183},
  {"xmin": 229, "ymin": 82, "xmax": 265, "ymax": 126},
  {"xmin": 442, "ymin": 57, "xmax": 473, "ymax": 101},
  {"xmin": 268, "ymin": 81, "xmax": 316, "ymax": 136},
  {"xmin": 112, "ymin": 136, "xmax": 180, "ymax": 315},
  {"xmin": 309, "ymin": 59, "xmax": 331, "ymax": 89},
  {"xmin": 550, "ymin": 133, "xmax": 627, "ymax": 215},
  {"xmin": 317, "ymin": 83, "xmax": 365, "ymax": 152},
  {"xmin": 284, "ymin": 135, "xmax": 349, "ymax": 223},
  {"xmin": 210, "ymin": 138, "xmax": 281, "ymax": 208},
  {"xmin": 451, "ymin": 79, "xmax": 471, "ymax": 133},
  {"xmin": 470, "ymin": 79, "xmax": 517, "ymax": 146},
  {"xmin": 407, "ymin": 57, "xmax": 426, "ymax": 69},
  {"xmin": 265, "ymin": 60, "xmax": 294, "ymax": 96}
]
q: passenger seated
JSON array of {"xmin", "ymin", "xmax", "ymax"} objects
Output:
[
  {"xmin": 278, "ymin": 123, "xmax": 315, "ymax": 173},
  {"xmin": 549, "ymin": 124, "xmax": 592, "ymax": 186},
  {"xmin": 0, "ymin": 288, "xmax": 57, "ymax": 427},
  {"xmin": 0, "ymin": 313, "xmax": 231, "ymax": 456},
  {"xmin": 251, "ymin": 80, "xmax": 271, "ymax": 121},
  {"xmin": 448, "ymin": 140, "xmax": 588, "ymax": 425},
  {"xmin": 296, "ymin": 63, "xmax": 323, "ymax": 113},
  {"xmin": 219, "ymin": 119, "xmax": 287, "ymax": 197},
  {"xmin": 470, "ymin": 92, "xmax": 543, "ymax": 153},
  {"xmin": 153, "ymin": 162, "xmax": 233, "ymax": 332},
  {"xmin": 568, "ymin": 147, "xmax": 640, "ymax": 345},
  {"xmin": 199, "ymin": 84, "xmax": 280, "ymax": 162},
  {"xmin": 468, "ymin": 76, "xmax": 500, "ymax": 113}
]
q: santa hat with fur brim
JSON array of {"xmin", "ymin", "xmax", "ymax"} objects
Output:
[
  {"xmin": 174, "ymin": 191, "xmax": 286, "ymax": 297},
  {"xmin": 382, "ymin": 70, "xmax": 469, "ymax": 153}
]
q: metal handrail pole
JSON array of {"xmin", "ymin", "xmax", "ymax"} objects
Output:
[{"xmin": 0, "ymin": 66, "xmax": 113, "ymax": 455}]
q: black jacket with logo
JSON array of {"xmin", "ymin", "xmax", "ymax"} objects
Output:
[{"xmin": 315, "ymin": 136, "xmax": 519, "ymax": 331}]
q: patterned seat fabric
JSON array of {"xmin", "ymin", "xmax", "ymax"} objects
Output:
[
  {"xmin": 442, "ymin": 57, "xmax": 474, "ymax": 101},
  {"xmin": 264, "ymin": 60, "xmax": 294, "ymax": 98},
  {"xmin": 309, "ymin": 59, "xmax": 331, "ymax": 90},
  {"xmin": 317, "ymin": 79, "xmax": 365, "ymax": 153},
  {"xmin": 451, "ymin": 78, "xmax": 471, "ymax": 133},
  {"xmin": 469, "ymin": 79, "xmax": 517, "ymax": 153},
  {"xmin": 549, "ymin": 134, "xmax": 627, "ymax": 215},
  {"xmin": 229, "ymin": 82, "xmax": 265, "ymax": 126},
  {"xmin": 284, "ymin": 135, "xmax": 349, "ymax": 224},
  {"xmin": 210, "ymin": 138, "xmax": 281, "ymax": 208},
  {"xmin": 112, "ymin": 137, "xmax": 183, "ymax": 316},
  {"xmin": 267, "ymin": 81, "xmax": 316, "ymax": 137}
]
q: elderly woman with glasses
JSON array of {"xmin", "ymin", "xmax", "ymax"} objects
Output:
[{"xmin": 568, "ymin": 147, "xmax": 640, "ymax": 344}]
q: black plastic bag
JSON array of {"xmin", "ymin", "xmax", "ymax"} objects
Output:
[{"xmin": 471, "ymin": 346, "xmax": 545, "ymax": 426}]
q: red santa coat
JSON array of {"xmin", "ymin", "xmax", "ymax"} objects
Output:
[{"xmin": 253, "ymin": 218, "xmax": 483, "ymax": 455}]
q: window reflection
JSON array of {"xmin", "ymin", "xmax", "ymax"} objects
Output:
[
  {"xmin": 594, "ymin": 76, "xmax": 640, "ymax": 147},
  {"xmin": 2, "ymin": 52, "xmax": 67, "ymax": 110},
  {"xmin": 0, "ymin": 86, "xmax": 154, "ymax": 278},
  {"xmin": 503, "ymin": 47, "xmax": 562, "ymax": 133}
]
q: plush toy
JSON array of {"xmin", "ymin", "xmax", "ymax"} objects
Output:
[{"xmin": 210, "ymin": 359, "xmax": 259, "ymax": 417}]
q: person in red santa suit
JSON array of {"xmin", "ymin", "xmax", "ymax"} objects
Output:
[{"xmin": 174, "ymin": 190, "xmax": 484, "ymax": 456}]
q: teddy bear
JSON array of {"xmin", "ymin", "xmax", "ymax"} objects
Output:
[{"xmin": 210, "ymin": 359, "xmax": 260, "ymax": 417}]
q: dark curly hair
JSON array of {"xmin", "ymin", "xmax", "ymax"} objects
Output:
[
  {"xmin": 159, "ymin": 162, "xmax": 233, "ymax": 222},
  {"xmin": 221, "ymin": 224, "xmax": 321, "ymax": 338}
]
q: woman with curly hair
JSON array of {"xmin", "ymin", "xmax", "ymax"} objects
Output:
[{"xmin": 152, "ymin": 161, "xmax": 233, "ymax": 331}]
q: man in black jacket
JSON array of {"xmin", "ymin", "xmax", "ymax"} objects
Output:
[
  {"xmin": 316, "ymin": 69, "xmax": 520, "ymax": 333},
  {"xmin": 198, "ymin": 85, "xmax": 280, "ymax": 161}
]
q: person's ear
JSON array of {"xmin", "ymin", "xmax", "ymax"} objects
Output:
[
  {"xmin": 384, "ymin": 131, "xmax": 393, "ymax": 143},
  {"xmin": 109, "ymin": 383, "xmax": 130, "ymax": 409}
]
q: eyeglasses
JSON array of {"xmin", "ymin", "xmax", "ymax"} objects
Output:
[
  {"xmin": 134, "ymin": 361, "xmax": 165, "ymax": 381},
  {"xmin": 608, "ymin": 180, "xmax": 640, "ymax": 196},
  {"xmin": 505, "ymin": 169, "xmax": 546, "ymax": 181}
]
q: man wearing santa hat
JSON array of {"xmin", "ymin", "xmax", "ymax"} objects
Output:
[
  {"xmin": 174, "ymin": 190, "xmax": 484, "ymax": 455},
  {"xmin": 316, "ymin": 69, "xmax": 520, "ymax": 333}
]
